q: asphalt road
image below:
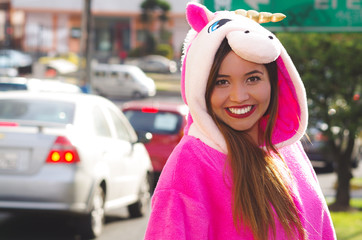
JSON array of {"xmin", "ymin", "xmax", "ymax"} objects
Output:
[{"xmin": 0, "ymin": 206, "xmax": 151, "ymax": 240}]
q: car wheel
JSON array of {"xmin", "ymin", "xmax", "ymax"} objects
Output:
[
  {"xmin": 128, "ymin": 175, "xmax": 150, "ymax": 218},
  {"xmin": 132, "ymin": 91, "xmax": 143, "ymax": 99},
  {"xmin": 81, "ymin": 186, "xmax": 105, "ymax": 239}
]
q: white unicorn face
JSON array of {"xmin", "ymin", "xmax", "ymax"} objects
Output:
[{"xmin": 186, "ymin": 5, "xmax": 282, "ymax": 64}]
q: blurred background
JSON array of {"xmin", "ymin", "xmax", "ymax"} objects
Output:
[{"xmin": 0, "ymin": 0, "xmax": 361, "ymax": 239}]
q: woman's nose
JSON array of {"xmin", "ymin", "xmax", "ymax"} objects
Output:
[{"xmin": 229, "ymin": 84, "xmax": 249, "ymax": 102}]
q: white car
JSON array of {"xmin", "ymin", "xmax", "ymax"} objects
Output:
[
  {"xmin": 0, "ymin": 92, "xmax": 153, "ymax": 238},
  {"xmin": 91, "ymin": 64, "xmax": 156, "ymax": 98},
  {"xmin": 0, "ymin": 77, "xmax": 82, "ymax": 93}
]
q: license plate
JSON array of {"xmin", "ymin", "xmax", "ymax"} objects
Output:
[{"xmin": 0, "ymin": 152, "xmax": 18, "ymax": 170}]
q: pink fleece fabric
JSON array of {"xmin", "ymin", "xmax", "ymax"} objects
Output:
[{"xmin": 145, "ymin": 136, "xmax": 336, "ymax": 239}]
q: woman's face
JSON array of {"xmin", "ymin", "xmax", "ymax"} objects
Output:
[{"xmin": 210, "ymin": 51, "xmax": 271, "ymax": 141}]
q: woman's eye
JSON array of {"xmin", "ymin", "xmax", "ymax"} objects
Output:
[
  {"xmin": 247, "ymin": 76, "xmax": 261, "ymax": 83},
  {"xmin": 215, "ymin": 79, "xmax": 229, "ymax": 86}
]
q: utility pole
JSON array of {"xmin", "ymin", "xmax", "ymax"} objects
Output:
[{"xmin": 79, "ymin": 0, "xmax": 92, "ymax": 91}]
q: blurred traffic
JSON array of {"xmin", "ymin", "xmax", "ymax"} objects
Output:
[{"xmin": 0, "ymin": 91, "xmax": 153, "ymax": 239}]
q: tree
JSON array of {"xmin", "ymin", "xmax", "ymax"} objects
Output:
[
  {"xmin": 277, "ymin": 33, "xmax": 362, "ymax": 210},
  {"xmin": 139, "ymin": 0, "xmax": 171, "ymax": 55}
]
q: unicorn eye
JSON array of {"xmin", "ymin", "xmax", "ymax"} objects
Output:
[{"xmin": 208, "ymin": 19, "xmax": 231, "ymax": 33}]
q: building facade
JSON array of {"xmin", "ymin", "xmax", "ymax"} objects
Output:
[{"xmin": 5, "ymin": 0, "xmax": 198, "ymax": 61}]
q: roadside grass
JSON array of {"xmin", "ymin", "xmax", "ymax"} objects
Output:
[
  {"xmin": 147, "ymin": 73, "xmax": 181, "ymax": 93},
  {"xmin": 329, "ymin": 199, "xmax": 362, "ymax": 240}
]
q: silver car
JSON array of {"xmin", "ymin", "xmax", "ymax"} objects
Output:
[{"xmin": 0, "ymin": 91, "xmax": 152, "ymax": 238}]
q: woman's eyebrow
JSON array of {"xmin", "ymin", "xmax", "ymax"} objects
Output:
[
  {"xmin": 217, "ymin": 70, "xmax": 264, "ymax": 78},
  {"xmin": 245, "ymin": 70, "xmax": 264, "ymax": 76},
  {"xmin": 216, "ymin": 74, "xmax": 229, "ymax": 78}
]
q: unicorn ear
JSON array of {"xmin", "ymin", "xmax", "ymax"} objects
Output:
[{"xmin": 186, "ymin": 2, "xmax": 214, "ymax": 32}]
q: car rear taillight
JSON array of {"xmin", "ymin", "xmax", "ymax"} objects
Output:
[
  {"xmin": 0, "ymin": 122, "xmax": 19, "ymax": 127},
  {"xmin": 141, "ymin": 107, "xmax": 158, "ymax": 113},
  {"xmin": 46, "ymin": 136, "xmax": 80, "ymax": 164}
]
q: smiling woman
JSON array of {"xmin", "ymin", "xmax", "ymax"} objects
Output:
[{"xmin": 144, "ymin": 2, "xmax": 336, "ymax": 240}]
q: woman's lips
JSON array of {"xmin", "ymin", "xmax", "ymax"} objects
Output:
[{"xmin": 225, "ymin": 105, "xmax": 256, "ymax": 118}]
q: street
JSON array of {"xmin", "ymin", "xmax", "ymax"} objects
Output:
[
  {"xmin": 0, "ymin": 206, "xmax": 151, "ymax": 240},
  {"xmin": 0, "ymin": 86, "xmax": 360, "ymax": 240}
]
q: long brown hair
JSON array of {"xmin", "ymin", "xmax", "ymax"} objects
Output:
[{"xmin": 205, "ymin": 38, "xmax": 306, "ymax": 240}]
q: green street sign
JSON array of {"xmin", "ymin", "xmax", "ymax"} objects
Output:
[{"xmin": 201, "ymin": 0, "xmax": 362, "ymax": 32}]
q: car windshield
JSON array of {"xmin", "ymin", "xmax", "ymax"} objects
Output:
[
  {"xmin": 0, "ymin": 99, "xmax": 75, "ymax": 124},
  {"xmin": 124, "ymin": 110, "xmax": 182, "ymax": 135}
]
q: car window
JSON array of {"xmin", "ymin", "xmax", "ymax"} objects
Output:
[
  {"xmin": 0, "ymin": 83, "xmax": 28, "ymax": 91},
  {"xmin": 94, "ymin": 70, "xmax": 106, "ymax": 77},
  {"xmin": 107, "ymin": 108, "xmax": 132, "ymax": 142},
  {"xmin": 0, "ymin": 99, "xmax": 74, "ymax": 124},
  {"xmin": 92, "ymin": 106, "xmax": 112, "ymax": 138},
  {"xmin": 110, "ymin": 71, "xmax": 118, "ymax": 78},
  {"xmin": 124, "ymin": 110, "xmax": 182, "ymax": 135}
]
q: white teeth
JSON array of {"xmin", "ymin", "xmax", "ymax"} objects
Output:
[{"xmin": 229, "ymin": 106, "xmax": 252, "ymax": 115}]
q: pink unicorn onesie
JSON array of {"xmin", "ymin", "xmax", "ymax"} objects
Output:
[{"xmin": 145, "ymin": 2, "xmax": 336, "ymax": 240}]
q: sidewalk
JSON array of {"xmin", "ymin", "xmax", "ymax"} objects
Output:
[{"xmin": 317, "ymin": 163, "xmax": 362, "ymax": 200}]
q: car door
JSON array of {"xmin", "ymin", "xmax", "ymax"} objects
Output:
[
  {"xmin": 103, "ymin": 106, "xmax": 140, "ymax": 200},
  {"xmin": 116, "ymin": 71, "xmax": 135, "ymax": 97}
]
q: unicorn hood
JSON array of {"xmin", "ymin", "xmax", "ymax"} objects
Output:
[{"xmin": 181, "ymin": 2, "xmax": 308, "ymax": 153}]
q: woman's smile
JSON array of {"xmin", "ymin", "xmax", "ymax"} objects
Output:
[{"xmin": 226, "ymin": 105, "xmax": 255, "ymax": 118}]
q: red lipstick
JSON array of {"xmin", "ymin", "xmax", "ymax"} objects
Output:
[{"xmin": 225, "ymin": 105, "xmax": 256, "ymax": 118}]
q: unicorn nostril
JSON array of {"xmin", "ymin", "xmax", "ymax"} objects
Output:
[
  {"xmin": 244, "ymin": 30, "xmax": 250, "ymax": 34},
  {"xmin": 268, "ymin": 36, "xmax": 274, "ymax": 39}
]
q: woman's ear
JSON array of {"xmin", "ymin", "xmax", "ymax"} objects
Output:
[{"xmin": 186, "ymin": 2, "xmax": 214, "ymax": 33}]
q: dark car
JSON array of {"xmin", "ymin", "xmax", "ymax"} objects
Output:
[
  {"xmin": 122, "ymin": 99, "xmax": 188, "ymax": 191},
  {"xmin": 301, "ymin": 126, "xmax": 361, "ymax": 171}
]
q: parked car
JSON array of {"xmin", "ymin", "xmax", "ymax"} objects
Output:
[
  {"xmin": 0, "ymin": 77, "xmax": 82, "ymax": 93},
  {"xmin": 301, "ymin": 126, "xmax": 361, "ymax": 171},
  {"xmin": 91, "ymin": 64, "xmax": 156, "ymax": 98},
  {"xmin": 38, "ymin": 52, "xmax": 85, "ymax": 68},
  {"xmin": 122, "ymin": 99, "xmax": 188, "ymax": 192},
  {"xmin": 126, "ymin": 55, "xmax": 178, "ymax": 74},
  {"xmin": 0, "ymin": 49, "xmax": 33, "ymax": 75},
  {"xmin": 0, "ymin": 91, "xmax": 153, "ymax": 238}
]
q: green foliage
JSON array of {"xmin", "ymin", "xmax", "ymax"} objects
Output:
[
  {"xmin": 128, "ymin": 31, "xmax": 157, "ymax": 57},
  {"xmin": 129, "ymin": 43, "xmax": 173, "ymax": 59},
  {"xmin": 277, "ymin": 33, "xmax": 362, "ymax": 141},
  {"xmin": 141, "ymin": 0, "xmax": 157, "ymax": 10},
  {"xmin": 155, "ymin": 44, "xmax": 173, "ymax": 59},
  {"xmin": 141, "ymin": 0, "xmax": 170, "ymax": 13}
]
